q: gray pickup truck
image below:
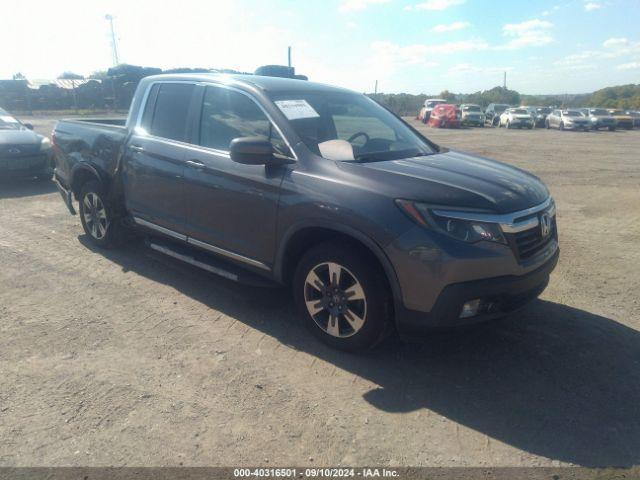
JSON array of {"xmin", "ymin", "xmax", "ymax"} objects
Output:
[{"xmin": 52, "ymin": 74, "xmax": 558, "ymax": 351}]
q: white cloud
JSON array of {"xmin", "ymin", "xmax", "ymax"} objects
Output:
[
  {"xmin": 616, "ymin": 62, "xmax": 640, "ymax": 70},
  {"xmin": 431, "ymin": 21, "xmax": 470, "ymax": 33},
  {"xmin": 405, "ymin": 0, "xmax": 465, "ymax": 11},
  {"xmin": 604, "ymin": 37, "xmax": 630, "ymax": 48},
  {"xmin": 338, "ymin": 0, "xmax": 390, "ymax": 13},
  {"xmin": 584, "ymin": 2, "xmax": 603, "ymax": 11},
  {"xmin": 500, "ymin": 19, "xmax": 554, "ymax": 49}
]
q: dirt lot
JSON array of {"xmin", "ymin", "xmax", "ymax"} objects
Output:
[{"xmin": 1, "ymin": 117, "xmax": 639, "ymax": 467}]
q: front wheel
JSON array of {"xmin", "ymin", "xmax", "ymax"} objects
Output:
[
  {"xmin": 559, "ymin": 122, "xmax": 564, "ymax": 131},
  {"xmin": 293, "ymin": 242, "xmax": 391, "ymax": 352},
  {"xmin": 79, "ymin": 180, "xmax": 121, "ymax": 248}
]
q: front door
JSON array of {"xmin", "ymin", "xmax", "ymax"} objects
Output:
[{"xmin": 183, "ymin": 85, "xmax": 294, "ymax": 267}]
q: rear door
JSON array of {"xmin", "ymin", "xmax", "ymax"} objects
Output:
[
  {"xmin": 122, "ymin": 82, "xmax": 197, "ymax": 234},
  {"xmin": 182, "ymin": 84, "xmax": 294, "ymax": 268}
]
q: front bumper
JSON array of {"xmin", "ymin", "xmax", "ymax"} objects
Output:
[
  {"xmin": 395, "ymin": 249, "xmax": 559, "ymax": 338},
  {"xmin": 0, "ymin": 153, "xmax": 52, "ymax": 178},
  {"xmin": 564, "ymin": 122, "xmax": 590, "ymax": 130}
]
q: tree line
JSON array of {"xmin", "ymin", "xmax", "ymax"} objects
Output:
[
  {"xmin": 1, "ymin": 64, "xmax": 638, "ymax": 114},
  {"xmin": 369, "ymin": 84, "xmax": 640, "ymax": 116}
]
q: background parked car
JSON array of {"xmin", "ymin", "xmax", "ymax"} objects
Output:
[
  {"xmin": 625, "ymin": 110, "xmax": 640, "ymax": 128},
  {"xmin": 484, "ymin": 103, "xmax": 510, "ymax": 127},
  {"xmin": 460, "ymin": 104, "xmax": 485, "ymax": 127},
  {"xmin": 580, "ymin": 108, "xmax": 617, "ymax": 131},
  {"xmin": 0, "ymin": 108, "xmax": 53, "ymax": 180},
  {"xmin": 522, "ymin": 106, "xmax": 550, "ymax": 128},
  {"xmin": 417, "ymin": 98, "xmax": 447, "ymax": 124},
  {"xmin": 499, "ymin": 107, "xmax": 534, "ymax": 129},
  {"xmin": 608, "ymin": 109, "xmax": 634, "ymax": 130},
  {"xmin": 427, "ymin": 104, "xmax": 461, "ymax": 128},
  {"xmin": 546, "ymin": 109, "xmax": 591, "ymax": 131}
]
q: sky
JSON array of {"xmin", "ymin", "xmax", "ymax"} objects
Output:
[{"xmin": 1, "ymin": 0, "xmax": 639, "ymax": 94}]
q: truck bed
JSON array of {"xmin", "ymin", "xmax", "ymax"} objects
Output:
[{"xmin": 53, "ymin": 118, "xmax": 129, "ymax": 190}]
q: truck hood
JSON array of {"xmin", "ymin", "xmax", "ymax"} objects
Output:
[
  {"xmin": 0, "ymin": 129, "xmax": 42, "ymax": 145},
  {"xmin": 340, "ymin": 150, "xmax": 549, "ymax": 213}
]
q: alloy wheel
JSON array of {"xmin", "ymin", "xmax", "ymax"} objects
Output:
[
  {"xmin": 303, "ymin": 262, "xmax": 367, "ymax": 338},
  {"xmin": 82, "ymin": 192, "xmax": 109, "ymax": 240}
]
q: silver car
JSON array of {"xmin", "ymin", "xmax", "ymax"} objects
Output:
[
  {"xmin": 579, "ymin": 108, "xmax": 617, "ymax": 131},
  {"xmin": 545, "ymin": 109, "xmax": 591, "ymax": 131}
]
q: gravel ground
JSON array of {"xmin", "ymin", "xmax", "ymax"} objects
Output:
[{"xmin": 0, "ymin": 116, "xmax": 639, "ymax": 467}]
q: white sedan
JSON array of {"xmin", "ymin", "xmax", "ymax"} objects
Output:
[{"xmin": 498, "ymin": 108, "xmax": 535, "ymax": 129}]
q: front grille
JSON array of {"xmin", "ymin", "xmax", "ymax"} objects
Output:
[{"xmin": 508, "ymin": 216, "xmax": 557, "ymax": 262}]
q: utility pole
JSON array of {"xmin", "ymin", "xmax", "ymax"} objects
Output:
[
  {"xmin": 287, "ymin": 46, "xmax": 292, "ymax": 69},
  {"xmin": 105, "ymin": 14, "xmax": 119, "ymax": 66},
  {"xmin": 374, "ymin": 80, "xmax": 378, "ymax": 94},
  {"xmin": 503, "ymin": 71, "xmax": 507, "ymax": 89}
]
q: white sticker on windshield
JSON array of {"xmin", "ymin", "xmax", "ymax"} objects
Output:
[
  {"xmin": 275, "ymin": 100, "xmax": 319, "ymax": 120},
  {"xmin": 0, "ymin": 116, "xmax": 18, "ymax": 123}
]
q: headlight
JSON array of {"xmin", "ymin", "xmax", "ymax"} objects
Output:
[
  {"xmin": 395, "ymin": 200, "xmax": 506, "ymax": 244},
  {"xmin": 40, "ymin": 137, "xmax": 52, "ymax": 151}
]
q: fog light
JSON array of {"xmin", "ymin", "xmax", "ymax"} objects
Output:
[{"xmin": 460, "ymin": 299, "xmax": 482, "ymax": 318}]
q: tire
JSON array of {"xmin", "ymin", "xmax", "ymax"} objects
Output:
[
  {"xmin": 293, "ymin": 241, "xmax": 392, "ymax": 352},
  {"xmin": 546, "ymin": 120, "xmax": 550, "ymax": 129},
  {"xmin": 78, "ymin": 180, "xmax": 121, "ymax": 248},
  {"xmin": 559, "ymin": 122, "xmax": 564, "ymax": 131},
  {"xmin": 609, "ymin": 126, "xmax": 616, "ymax": 131},
  {"xmin": 506, "ymin": 121, "xmax": 511, "ymax": 129}
]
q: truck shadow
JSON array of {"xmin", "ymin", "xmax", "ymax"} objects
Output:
[
  {"xmin": 79, "ymin": 235, "xmax": 640, "ymax": 467},
  {"xmin": 0, "ymin": 178, "xmax": 56, "ymax": 199}
]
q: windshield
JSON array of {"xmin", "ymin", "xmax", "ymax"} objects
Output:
[
  {"xmin": 269, "ymin": 91, "xmax": 435, "ymax": 162},
  {"xmin": 426, "ymin": 100, "xmax": 445, "ymax": 108},
  {"xmin": 538, "ymin": 107, "xmax": 552, "ymax": 114},
  {"xmin": 564, "ymin": 111, "xmax": 582, "ymax": 117},
  {"xmin": 494, "ymin": 104, "xmax": 509, "ymax": 113},
  {"xmin": 463, "ymin": 105, "xmax": 481, "ymax": 112},
  {"xmin": 591, "ymin": 109, "xmax": 608, "ymax": 115},
  {"xmin": 612, "ymin": 110, "xmax": 625, "ymax": 115},
  {"xmin": 0, "ymin": 115, "xmax": 23, "ymax": 131},
  {"xmin": 512, "ymin": 109, "xmax": 529, "ymax": 114}
]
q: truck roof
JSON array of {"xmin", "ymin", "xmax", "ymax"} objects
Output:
[{"xmin": 139, "ymin": 73, "xmax": 352, "ymax": 94}]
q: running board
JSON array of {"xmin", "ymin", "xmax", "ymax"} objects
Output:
[{"xmin": 145, "ymin": 238, "xmax": 278, "ymax": 288}]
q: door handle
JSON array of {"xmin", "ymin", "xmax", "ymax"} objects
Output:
[
  {"xmin": 186, "ymin": 160, "xmax": 205, "ymax": 169},
  {"xmin": 130, "ymin": 145, "xmax": 144, "ymax": 153}
]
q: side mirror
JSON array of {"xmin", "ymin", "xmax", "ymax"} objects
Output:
[
  {"xmin": 230, "ymin": 137, "xmax": 292, "ymax": 166},
  {"xmin": 24, "ymin": 123, "xmax": 34, "ymax": 130}
]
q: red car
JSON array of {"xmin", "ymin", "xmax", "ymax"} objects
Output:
[{"xmin": 427, "ymin": 104, "xmax": 461, "ymax": 128}]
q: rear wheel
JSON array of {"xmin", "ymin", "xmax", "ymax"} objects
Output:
[
  {"xmin": 79, "ymin": 180, "xmax": 121, "ymax": 248},
  {"xmin": 293, "ymin": 242, "xmax": 391, "ymax": 352},
  {"xmin": 559, "ymin": 122, "xmax": 564, "ymax": 131}
]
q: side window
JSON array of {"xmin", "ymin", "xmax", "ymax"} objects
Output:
[
  {"xmin": 139, "ymin": 84, "xmax": 159, "ymax": 132},
  {"xmin": 148, "ymin": 83, "xmax": 195, "ymax": 142},
  {"xmin": 199, "ymin": 86, "xmax": 289, "ymax": 155}
]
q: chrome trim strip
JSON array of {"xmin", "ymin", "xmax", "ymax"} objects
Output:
[
  {"xmin": 132, "ymin": 217, "xmax": 187, "ymax": 241},
  {"xmin": 149, "ymin": 243, "xmax": 238, "ymax": 281},
  {"xmin": 431, "ymin": 197, "xmax": 555, "ymax": 234},
  {"xmin": 187, "ymin": 237, "xmax": 271, "ymax": 271}
]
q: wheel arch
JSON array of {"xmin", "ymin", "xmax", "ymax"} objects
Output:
[
  {"xmin": 274, "ymin": 221, "xmax": 402, "ymax": 305},
  {"xmin": 70, "ymin": 164, "xmax": 106, "ymax": 200}
]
